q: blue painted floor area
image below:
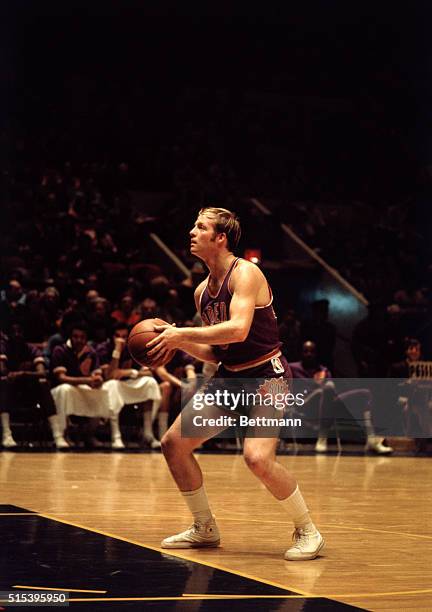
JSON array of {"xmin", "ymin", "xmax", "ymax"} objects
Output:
[{"xmin": 0, "ymin": 505, "xmax": 365, "ymax": 611}]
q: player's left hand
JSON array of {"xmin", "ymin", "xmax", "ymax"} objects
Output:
[
  {"xmin": 138, "ymin": 366, "xmax": 152, "ymax": 377},
  {"xmin": 147, "ymin": 323, "xmax": 182, "ymax": 361}
]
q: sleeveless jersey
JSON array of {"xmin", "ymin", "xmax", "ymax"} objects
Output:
[{"xmin": 199, "ymin": 258, "xmax": 282, "ymax": 371}]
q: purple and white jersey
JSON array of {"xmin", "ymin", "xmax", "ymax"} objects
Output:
[
  {"xmin": 0, "ymin": 336, "xmax": 45, "ymax": 371},
  {"xmin": 199, "ymin": 258, "xmax": 281, "ymax": 371},
  {"xmin": 51, "ymin": 341, "xmax": 101, "ymax": 386},
  {"xmin": 289, "ymin": 361, "xmax": 332, "ymax": 380}
]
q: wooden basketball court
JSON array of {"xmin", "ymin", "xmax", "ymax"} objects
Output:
[{"xmin": 1, "ymin": 450, "xmax": 431, "ymax": 611}]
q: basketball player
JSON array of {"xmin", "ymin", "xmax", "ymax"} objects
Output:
[{"xmin": 147, "ymin": 207, "xmax": 324, "ymax": 560}]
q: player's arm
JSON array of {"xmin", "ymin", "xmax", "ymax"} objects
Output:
[
  {"xmin": 180, "ymin": 263, "xmax": 259, "ymax": 344},
  {"xmin": 179, "ymin": 341, "xmax": 219, "ymax": 363},
  {"xmin": 7, "ymin": 356, "xmax": 48, "ymax": 381},
  {"xmin": 52, "ymin": 355, "xmax": 103, "ymax": 388},
  {"xmin": 148, "ymin": 280, "xmax": 217, "ymax": 364},
  {"xmin": 154, "ymin": 365, "xmax": 182, "ymax": 388},
  {"xmin": 104, "ymin": 337, "xmax": 132, "ymax": 379},
  {"xmin": 54, "ymin": 365, "xmax": 104, "ymax": 388},
  {"xmin": 147, "ymin": 264, "xmax": 260, "ymax": 357},
  {"xmin": 177, "ymin": 281, "xmax": 218, "ymax": 363}
]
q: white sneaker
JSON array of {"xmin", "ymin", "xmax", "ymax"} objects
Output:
[
  {"xmin": 284, "ymin": 527, "xmax": 325, "ymax": 561},
  {"xmin": 315, "ymin": 437, "xmax": 328, "ymax": 453},
  {"xmin": 161, "ymin": 517, "xmax": 220, "ymax": 549},
  {"xmin": 365, "ymin": 438, "xmax": 393, "ymax": 454},
  {"xmin": 2, "ymin": 434, "xmax": 17, "ymax": 448},
  {"xmin": 143, "ymin": 434, "xmax": 161, "ymax": 450},
  {"xmin": 54, "ymin": 436, "xmax": 70, "ymax": 450},
  {"xmin": 112, "ymin": 438, "xmax": 125, "ymax": 450}
]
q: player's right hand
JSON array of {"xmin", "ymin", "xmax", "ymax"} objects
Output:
[
  {"xmin": 90, "ymin": 374, "xmax": 104, "ymax": 388},
  {"xmin": 138, "ymin": 366, "xmax": 152, "ymax": 377},
  {"xmin": 114, "ymin": 337, "xmax": 126, "ymax": 351}
]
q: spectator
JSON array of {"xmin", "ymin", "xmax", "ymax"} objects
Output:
[
  {"xmin": 0, "ymin": 279, "xmax": 27, "ymax": 333},
  {"xmin": 177, "ymin": 261, "xmax": 207, "ymax": 320},
  {"xmin": 159, "ymin": 288, "xmax": 186, "ymax": 325},
  {"xmin": 45, "ymin": 298, "xmax": 83, "ymax": 362},
  {"xmin": 50, "ymin": 322, "xmax": 119, "ymax": 448},
  {"xmin": 139, "ymin": 297, "xmax": 160, "ymax": 320},
  {"xmin": 301, "ymin": 300, "xmax": 336, "ymax": 370},
  {"xmin": 96, "ymin": 323, "xmax": 162, "ymax": 449},
  {"xmin": 111, "ymin": 295, "xmax": 141, "ymax": 326},
  {"xmin": 388, "ymin": 337, "xmax": 422, "ymax": 378},
  {"xmin": 388, "ymin": 338, "xmax": 429, "ymax": 444},
  {"xmin": 290, "ymin": 341, "xmax": 393, "ymax": 454},
  {"xmin": 0, "ymin": 323, "xmax": 68, "ymax": 449},
  {"xmin": 279, "ymin": 309, "xmax": 301, "ymax": 362},
  {"xmin": 87, "ymin": 297, "xmax": 114, "ymax": 344},
  {"xmin": 84, "ymin": 289, "xmax": 100, "ymax": 313}
]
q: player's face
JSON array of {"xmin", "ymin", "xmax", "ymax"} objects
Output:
[
  {"xmin": 70, "ymin": 329, "xmax": 87, "ymax": 353},
  {"xmin": 302, "ymin": 342, "xmax": 317, "ymax": 367},
  {"xmin": 114, "ymin": 329, "xmax": 128, "ymax": 342},
  {"xmin": 407, "ymin": 343, "xmax": 421, "ymax": 361},
  {"xmin": 189, "ymin": 214, "xmax": 218, "ymax": 258}
]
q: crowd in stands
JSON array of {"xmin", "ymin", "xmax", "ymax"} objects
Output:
[
  {"xmin": 0, "ymin": 160, "xmax": 201, "ymax": 449},
  {"xmin": 1, "ymin": 151, "xmax": 431, "ymax": 453}
]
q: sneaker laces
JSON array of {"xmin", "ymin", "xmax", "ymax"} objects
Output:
[
  {"xmin": 182, "ymin": 521, "xmax": 203, "ymax": 535},
  {"xmin": 189, "ymin": 519, "xmax": 214, "ymax": 535},
  {"xmin": 292, "ymin": 527, "xmax": 311, "ymax": 549}
]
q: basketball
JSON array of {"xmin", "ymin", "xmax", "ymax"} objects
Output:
[{"xmin": 128, "ymin": 318, "xmax": 175, "ymax": 367}]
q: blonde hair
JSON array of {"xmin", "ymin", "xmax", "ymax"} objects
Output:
[{"xmin": 199, "ymin": 207, "xmax": 241, "ymax": 251}]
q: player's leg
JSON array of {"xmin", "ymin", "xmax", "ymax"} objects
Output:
[
  {"xmin": 0, "ymin": 377, "xmax": 17, "ymax": 448},
  {"xmin": 141, "ymin": 399, "xmax": 161, "ymax": 449},
  {"xmin": 315, "ymin": 381, "xmax": 338, "ymax": 452},
  {"xmin": 157, "ymin": 381, "xmax": 171, "ymax": 440},
  {"xmin": 335, "ymin": 388, "xmax": 393, "ymax": 454},
  {"xmin": 243, "ymin": 436, "xmax": 295, "ymax": 497},
  {"xmin": 161, "ymin": 409, "xmax": 211, "ymax": 491},
  {"xmin": 35, "ymin": 377, "xmax": 69, "ymax": 449},
  {"xmin": 243, "ymin": 436, "xmax": 325, "ymax": 560},
  {"xmin": 160, "ymin": 403, "xmax": 232, "ymax": 549}
]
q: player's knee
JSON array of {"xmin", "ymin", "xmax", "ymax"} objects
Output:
[
  {"xmin": 243, "ymin": 450, "xmax": 271, "ymax": 478},
  {"xmin": 160, "ymin": 381, "xmax": 172, "ymax": 394},
  {"xmin": 161, "ymin": 430, "xmax": 179, "ymax": 457}
]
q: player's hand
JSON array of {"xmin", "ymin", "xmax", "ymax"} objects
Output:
[
  {"xmin": 7, "ymin": 370, "xmax": 25, "ymax": 381},
  {"xmin": 138, "ymin": 366, "xmax": 152, "ymax": 377},
  {"xmin": 313, "ymin": 370, "xmax": 327, "ymax": 383},
  {"xmin": 147, "ymin": 323, "xmax": 181, "ymax": 361},
  {"xmin": 114, "ymin": 337, "xmax": 126, "ymax": 352},
  {"xmin": 90, "ymin": 374, "xmax": 104, "ymax": 389}
]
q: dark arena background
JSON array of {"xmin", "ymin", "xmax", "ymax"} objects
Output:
[{"xmin": 1, "ymin": 2, "xmax": 432, "ymax": 611}]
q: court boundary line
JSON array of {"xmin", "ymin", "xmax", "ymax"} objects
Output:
[
  {"xmin": 220, "ymin": 513, "xmax": 432, "ymax": 541},
  {"xmin": 13, "ymin": 586, "xmax": 107, "ymax": 593},
  {"xmin": 35, "ymin": 510, "xmax": 313, "ymax": 598},
  {"xmin": 5, "ymin": 509, "xmax": 431, "ymax": 603},
  {"xmin": 0, "ymin": 512, "xmax": 36, "ymax": 516},
  {"xmin": 31, "ymin": 510, "xmax": 432, "ymax": 541}
]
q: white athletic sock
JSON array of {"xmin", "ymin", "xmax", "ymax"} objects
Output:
[
  {"xmin": 158, "ymin": 412, "xmax": 169, "ymax": 438},
  {"xmin": 281, "ymin": 485, "xmax": 316, "ymax": 532},
  {"xmin": 110, "ymin": 417, "xmax": 122, "ymax": 442},
  {"xmin": 1, "ymin": 412, "xmax": 12, "ymax": 437},
  {"xmin": 363, "ymin": 410, "xmax": 375, "ymax": 438},
  {"xmin": 143, "ymin": 409, "xmax": 154, "ymax": 439},
  {"xmin": 181, "ymin": 485, "xmax": 213, "ymax": 523},
  {"xmin": 48, "ymin": 415, "xmax": 64, "ymax": 439}
]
